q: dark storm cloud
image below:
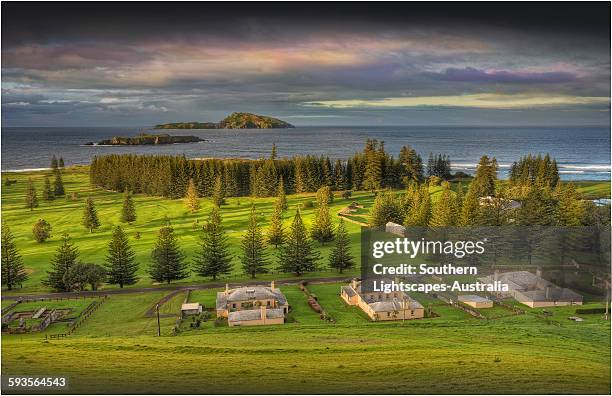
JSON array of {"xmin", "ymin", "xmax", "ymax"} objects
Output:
[
  {"xmin": 1, "ymin": 2, "xmax": 610, "ymax": 126},
  {"xmin": 2, "ymin": 2, "xmax": 610, "ymax": 45}
]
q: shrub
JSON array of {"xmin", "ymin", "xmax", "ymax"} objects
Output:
[
  {"xmin": 342, "ymin": 190, "xmax": 352, "ymax": 200},
  {"xmin": 302, "ymin": 200, "xmax": 314, "ymax": 209},
  {"xmin": 32, "ymin": 219, "xmax": 52, "ymax": 242}
]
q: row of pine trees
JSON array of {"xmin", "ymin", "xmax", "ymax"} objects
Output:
[
  {"xmin": 369, "ymin": 153, "xmax": 600, "ymax": 229},
  {"xmin": 89, "ymin": 141, "xmax": 446, "ymax": 198}
]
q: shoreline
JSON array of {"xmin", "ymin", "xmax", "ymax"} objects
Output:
[{"xmin": 0, "ymin": 166, "xmax": 609, "ymax": 196}]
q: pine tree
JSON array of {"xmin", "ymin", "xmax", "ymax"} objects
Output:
[
  {"xmin": 32, "ymin": 218, "xmax": 52, "ymax": 242},
  {"xmin": 149, "ymin": 226, "xmax": 188, "ymax": 283},
  {"xmin": 105, "ymin": 226, "xmax": 138, "ymax": 288},
  {"xmin": 42, "ymin": 176, "xmax": 54, "ymax": 201},
  {"xmin": 53, "ymin": 169, "xmax": 65, "ymax": 196},
  {"xmin": 316, "ymin": 185, "xmax": 333, "ymax": 205},
  {"xmin": 82, "ymin": 197, "xmax": 101, "ymax": 232},
  {"xmin": 59, "ymin": 157, "xmax": 65, "ymax": 168},
  {"xmin": 334, "ymin": 159, "xmax": 347, "ymax": 190},
  {"xmin": 193, "ymin": 206, "xmax": 232, "ymax": 280},
  {"xmin": 50, "ymin": 155, "xmax": 58, "ymax": 170},
  {"xmin": 556, "ymin": 183, "xmax": 585, "ymax": 226},
  {"xmin": 212, "ymin": 174, "xmax": 225, "ymax": 206},
  {"xmin": 311, "ymin": 199, "xmax": 335, "ymax": 243},
  {"xmin": 277, "ymin": 177, "xmax": 288, "ymax": 210},
  {"xmin": 518, "ymin": 186, "xmax": 556, "ymax": 226},
  {"xmin": 241, "ymin": 205, "xmax": 269, "ymax": 278},
  {"xmin": 44, "ymin": 233, "xmax": 79, "ymax": 291},
  {"xmin": 369, "ymin": 190, "xmax": 403, "ymax": 228},
  {"xmin": 363, "ymin": 139, "xmax": 382, "ymax": 191},
  {"xmin": 471, "ymin": 155, "xmax": 498, "ymax": 197},
  {"xmin": 270, "ymin": 143, "xmax": 277, "ymax": 160},
  {"xmin": 267, "ymin": 200, "xmax": 285, "ymax": 248},
  {"xmin": 25, "ymin": 178, "xmax": 38, "ymax": 210},
  {"xmin": 328, "ymin": 219, "xmax": 354, "ymax": 273},
  {"xmin": 1, "ymin": 223, "xmax": 28, "ymax": 290},
  {"xmin": 121, "ymin": 189, "xmax": 136, "ymax": 223},
  {"xmin": 430, "ymin": 182, "xmax": 457, "ymax": 227},
  {"xmin": 278, "ymin": 210, "xmax": 320, "ymax": 276},
  {"xmin": 184, "ymin": 178, "xmax": 201, "ymax": 212},
  {"xmin": 399, "ymin": 145, "xmax": 424, "ymax": 185},
  {"xmin": 405, "ymin": 185, "xmax": 431, "ymax": 227},
  {"xmin": 459, "ymin": 185, "xmax": 480, "ymax": 226}
]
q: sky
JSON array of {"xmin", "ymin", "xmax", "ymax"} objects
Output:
[{"xmin": 2, "ymin": 3, "xmax": 610, "ymax": 127}]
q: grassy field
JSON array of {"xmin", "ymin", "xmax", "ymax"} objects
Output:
[
  {"xmin": 2, "ymin": 307, "xmax": 610, "ymax": 394},
  {"xmin": 1, "ymin": 166, "xmax": 371, "ymax": 293},
  {"xmin": 2, "ymin": 278, "xmax": 610, "ymax": 393},
  {"xmin": 2, "ymin": 167, "xmax": 610, "ymax": 394},
  {"xmin": 2, "ymin": 167, "xmax": 609, "ymax": 294}
]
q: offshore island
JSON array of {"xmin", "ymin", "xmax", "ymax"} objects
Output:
[
  {"xmin": 154, "ymin": 112, "xmax": 294, "ymax": 129},
  {"xmin": 84, "ymin": 113, "xmax": 294, "ymax": 146},
  {"xmin": 85, "ymin": 133, "xmax": 205, "ymax": 146}
]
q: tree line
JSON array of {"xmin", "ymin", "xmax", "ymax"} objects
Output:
[
  {"xmin": 89, "ymin": 141, "xmax": 451, "ymax": 199},
  {"xmin": 370, "ymin": 153, "xmax": 605, "ymax": 229}
]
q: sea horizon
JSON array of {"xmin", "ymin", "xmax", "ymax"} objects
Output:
[{"xmin": 2, "ymin": 125, "xmax": 610, "ymax": 181}]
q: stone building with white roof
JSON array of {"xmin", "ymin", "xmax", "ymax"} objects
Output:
[
  {"xmin": 216, "ymin": 281, "xmax": 288, "ymax": 326},
  {"xmin": 341, "ymin": 279, "xmax": 424, "ymax": 321},
  {"xmin": 479, "ymin": 270, "xmax": 583, "ymax": 308}
]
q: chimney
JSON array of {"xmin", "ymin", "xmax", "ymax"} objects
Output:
[
  {"xmin": 260, "ymin": 305, "xmax": 267, "ymax": 323},
  {"xmin": 493, "ymin": 270, "xmax": 499, "ymax": 282},
  {"xmin": 545, "ymin": 287, "xmax": 550, "ymax": 300},
  {"xmin": 536, "ymin": 267, "xmax": 542, "ymax": 278},
  {"xmin": 225, "ymin": 283, "xmax": 229, "ymax": 295},
  {"xmin": 352, "ymin": 278, "xmax": 358, "ymax": 290},
  {"xmin": 270, "ymin": 280, "xmax": 275, "ymax": 291}
]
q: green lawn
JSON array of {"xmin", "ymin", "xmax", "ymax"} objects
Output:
[
  {"xmin": 2, "ymin": 311, "xmax": 610, "ymax": 394},
  {"xmin": 73, "ymin": 291, "xmax": 179, "ymax": 337},
  {"xmin": 2, "ymin": 167, "xmax": 610, "ymax": 394},
  {"xmin": 1, "ymin": 166, "xmax": 366, "ymax": 293},
  {"xmin": 573, "ymin": 181, "xmax": 611, "ymax": 199},
  {"xmin": 3, "ymin": 167, "xmax": 609, "ymax": 295},
  {"xmin": 187, "ymin": 289, "xmax": 218, "ymax": 310},
  {"xmin": 2, "ymin": 281, "xmax": 610, "ymax": 394}
]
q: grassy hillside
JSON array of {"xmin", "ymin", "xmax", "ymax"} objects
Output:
[
  {"xmin": 1, "ymin": 167, "xmax": 370, "ymax": 293},
  {"xmin": 2, "ymin": 167, "xmax": 610, "ymax": 294},
  {"xmin": 2, "ymin": 311, "xmax": 609, "ymax": 394}
]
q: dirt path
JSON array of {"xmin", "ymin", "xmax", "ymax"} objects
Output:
[
  {"xmin": 144, "ymin": 289, "xmax": 186, "ymax": 318},
  {"xmin": 1, "ymin": 276, "xmax": 353, "ymax": 301}
]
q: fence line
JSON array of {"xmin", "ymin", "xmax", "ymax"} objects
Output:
[{"xmin": 46, "ymin": 295, "xmax": 108, "ymax": 339}]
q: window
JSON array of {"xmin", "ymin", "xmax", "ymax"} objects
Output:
[
  {"xmin": 387, "ymin": 312, "xmax": 391, "ymax": 317},
  {"xmin": 232, "ymin": 303, "xmax": 236, "ymax": 309}
]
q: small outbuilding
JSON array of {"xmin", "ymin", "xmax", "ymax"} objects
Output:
[
  {"xmin": 181, "ymin": 303, "xmax": 202, "ymax": 317},
  {"xmin": 458, "ymin": 295, "xmax": 493, "ymax": 309},
  {"xmin": 385, "ymin": 222, "xmax": 406, "ymax": 237}
]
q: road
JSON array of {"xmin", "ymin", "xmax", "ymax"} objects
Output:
[{"xmin": 1, "ymin": 276, "xmax": 353, "ymax": 301}]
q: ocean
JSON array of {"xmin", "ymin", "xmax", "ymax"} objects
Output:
[{"xmin": 1, "ymin": 126, "xmax": 610, "ymax": 180}]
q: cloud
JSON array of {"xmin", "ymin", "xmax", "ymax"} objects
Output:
[
  {"xmin": 425, "ymin": 67, "xmax": 579, "ymax": 83},
  {"xmin": 303, "ymin": 93, "xmax": 610, "ymax": 109},
  {"xmin": 1, "ymin": 5, "xmax": 609, "ymax": 126}
]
